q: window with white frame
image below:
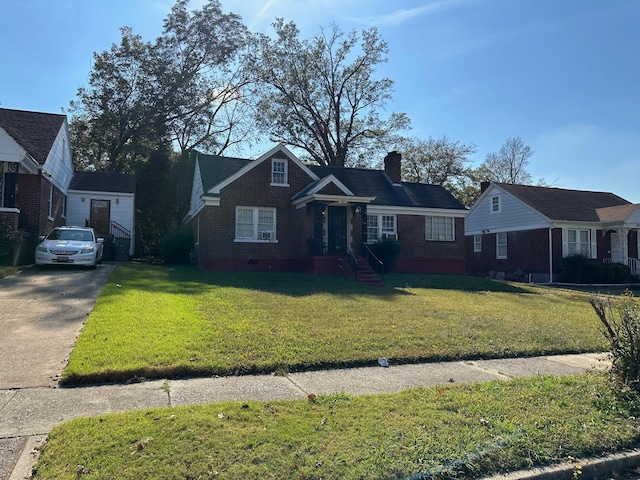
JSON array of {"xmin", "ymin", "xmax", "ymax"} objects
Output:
[
  {"xmin": 491, "ymin": 195, "xmax": 501, "ymax": 213},
  {"xmin": 426, "ymin": 216, "xmax": 454, "ymax": 241},
  {"xmin": 61, "ymin": 195, "xmax": 67, "ymax": 218},
  {"xmin": 496, "ymin": 232, "xmax": 507, "ymax": 259},
  {"xmin": 473, "ymin": 234, "xmax": 482, "ymax": 252},
  {"xmin": 567, "ymin": 229, "xmax": 590, "ymax": 256},
  {"xmin": 271, "ymin": 159, "xmax": 288, "ymax": 185},
  {"xmin": 367, "ymin": 214, "xmax": 396, "ymax": 242},
  {"xmin": 235, "ymin": 207, "xmax": 276, "ymax": 241}
]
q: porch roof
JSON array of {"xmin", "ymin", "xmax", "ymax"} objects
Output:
[{"xmin": 596, "ymin": 203, "xmax": 640, "ymax": 223}]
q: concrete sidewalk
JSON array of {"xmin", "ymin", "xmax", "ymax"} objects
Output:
[{"xmin": 2, "ymin": 353, "xmax": 609, "ymax": 479}]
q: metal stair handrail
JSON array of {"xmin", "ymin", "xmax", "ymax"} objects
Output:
[
  {"xmin": 345, "ymin": 249, "xmax": 359, "ymax": 280},
  {"xmin": 362, "ymin": 241, "xmax": 384, "ymax": 282},
  {"xmin": 110, "ymin": 221, "xmax": 131, "ymax": 239}
]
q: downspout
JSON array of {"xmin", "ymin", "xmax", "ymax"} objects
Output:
[{"xmin": 548, "ymin": 227, "xmax": 553, "ymax": 283}]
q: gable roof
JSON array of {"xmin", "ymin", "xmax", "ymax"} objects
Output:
[
  {"xmin": 0, "ymin": 108, "xmax": 66, "ymax": 164},
  {"xmin": 308, "ymin": 165, "xmax": 467, "ymax": 210},
  {"xmin": 193, "ymin": 146, "xmax": 467, "ymax": 212},
  {"xmin": 496, "ymin": 183, "xmax": 630, "ymax": 222},
  {"xmin": 197, "ymin": 154, "xmax": 252, "ymax": 192},
  {"xmin": 69, "ymin": 171, "xmax": 136, "ymax": 194}
]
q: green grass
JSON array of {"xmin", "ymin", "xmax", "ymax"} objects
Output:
[
  {"xmin": 61, "ymin": 264, "xmax": 607, "ymax": 385},
  {"xmin": 33, "ymin": 374, "xmax": 640, "ymax": 479},
  {"xmin": 0, "ymin": 265, "xmax": 18, "ymax": 278}
]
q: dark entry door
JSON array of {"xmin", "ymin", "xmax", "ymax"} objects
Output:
[
  {"xmin": 3, "ymin": 173, "xmax": 17, "ymax": 208},
  {"xmin": 90, "ymin": 199, "xmax": 111, "ymax": 236},
  {"xmin": 327, "ymin": 206, "xmax": 347, "ymax": 254}
]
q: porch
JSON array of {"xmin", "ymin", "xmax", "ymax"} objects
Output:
[
  {"xmin": 604, "ymin": 226, "xmax": 640, "ymax": 278},
  {"xmin": 305, "ymin": 201, "xmax": 384, "ymax": 285}
]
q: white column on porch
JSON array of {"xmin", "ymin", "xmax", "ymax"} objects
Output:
[{"xmin": 610, "ymin": 228, "xmax": 629, "ymax": 265}]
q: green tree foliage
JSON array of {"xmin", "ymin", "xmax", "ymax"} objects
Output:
[
  {"xmin": 250, "ymin": 20, "xmax": 410, "ymax": 167},
  {"xmin": 69, "ymin": 27, "xmax": 158, "ymax": 172},
  {"xmin": 153, "ymin": 0, "xmax": 253, "ymax": 154},
  {"xmin": 69, "ymin": 0, "xmax": 251, "ymax": 173},
  {"xmin": 69, "ymin": 0, "xmax": 251, "ymax": 256},
  {"xmin": 398, "ymin": 135, "xmax": 476, "ymax": 204}
]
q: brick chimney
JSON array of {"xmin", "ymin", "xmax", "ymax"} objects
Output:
[
  {"xmin": 384, "ymin": 151, "xmax": 402, "ymax": 184},
  {"xmin": 480, "ymin": 181, "xmax": 491, "ymax": 193}
]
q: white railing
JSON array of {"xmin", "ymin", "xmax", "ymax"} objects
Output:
[{"xmin": 629, "ymin": 258, "xmax": 639, "ymax": 274}]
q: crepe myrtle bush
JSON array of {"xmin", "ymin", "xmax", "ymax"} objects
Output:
[{"xmin": 590, "ymin": 291, "xmax": 640, "ymax": 392}]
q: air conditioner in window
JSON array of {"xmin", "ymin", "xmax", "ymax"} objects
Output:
[
  {"xmin": 259, "ymin": 231, "xmax": 273, "ymax": 240},
  {"xmin": 381, "ymin": 233, "xmax": 398, "ymax": 241}
]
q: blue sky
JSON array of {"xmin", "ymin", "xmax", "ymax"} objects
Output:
[{"xmin": 1, "ymin": 0, "xmax": 638, "ymax": 202}]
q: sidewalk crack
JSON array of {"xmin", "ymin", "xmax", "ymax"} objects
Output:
[
  {"xmin": 0, "ymin": 389, "xmax": 17, "ymax": 411},
  {"xmin": 284, "ymin": 376, "xmax": 308, "ymax": 395}
]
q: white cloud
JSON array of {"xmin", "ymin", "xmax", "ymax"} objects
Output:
[{"xmin": 354, "ymin": 0, "xmax": 475, "ymax": 27}]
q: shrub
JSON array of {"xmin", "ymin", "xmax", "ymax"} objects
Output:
[
  {"xmin": 368, "ymin": 239, "xmax": 402, "ymax": 273},
  {"xmin": 560, "ymin": 254, "xmax": 589, "ymax": 283},
  {"xmin": 159, "ymin": 226, "xmax": 194, "ymax": 264},
  {"xmin": 590, "ymin": 291, "xmax": 640, "ymax": 392},
  {"xmin": 560, "ymin": 254, "xmax": 630, "ymax": 284},
  {"xmin": 0, "ymin": 222, "xmax": 19, "ymax": 257}
]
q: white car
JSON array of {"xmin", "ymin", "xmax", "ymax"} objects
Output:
[{"xmin": 35, "ymin": 226, "xmax": 104, "ymax": 267}]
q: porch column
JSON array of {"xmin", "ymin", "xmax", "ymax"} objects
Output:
[
  {"xmin": 358, "ymin": 204, "xmax": 367, "ymax": 256},
  {"xmin": 312, "ymin": 201, "xmax": 325, "ymax": 255},
  {"xmin": 611, "ymin": 228, "xmax": 629, "ymax": 265}
]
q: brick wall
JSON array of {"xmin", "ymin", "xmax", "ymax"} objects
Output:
[
  {"xmin": 466, "ymin": 228, "xmax": 565, "ymax": 278},
  {"xmin": 196, "ymin": 156, "xmax": 315, "ymax": 271},
  {"xmin": 16, "ymin": 174, "xmax": 66, "ymax": 236},
  {"xmin": 394, "ymin": 215, "xmax": 466, "ymax": 274}
]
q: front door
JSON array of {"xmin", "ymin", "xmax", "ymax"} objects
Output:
[
  {"xmin": 90, "ymin": 199, "xmax": 110, "ymax": 236},
  {"xmin": 327, "ymin": 206, "xmax": 347, "ymax": 254},
  {"xmin": 2, "ymin": 172, "xmax": 17, "ymax": 208}
]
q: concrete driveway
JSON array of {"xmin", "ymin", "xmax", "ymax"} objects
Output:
[{"xmin": 0, "ymin": 263, "xmax": 115, "ymax": 389}]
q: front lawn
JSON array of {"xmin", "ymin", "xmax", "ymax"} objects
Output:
[
  {"xmin": 33, "ymin": 374, "xmax": 640, "ymax": 479},
  {"xmin": 61, "ymin": 264, "xmax": 606, "ymax": 385}
]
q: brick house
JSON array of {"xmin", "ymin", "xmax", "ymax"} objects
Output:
[
  {"xmin": 185, "ymin": 144, "xmax": 468, "ymax": 277},
  {"xmin": 0, "ymin": 108, "xmax": 73, "ymax": 264},
  {"xmin": 465, "ymin": 182, "xmax": 640, "ymax": 282}
]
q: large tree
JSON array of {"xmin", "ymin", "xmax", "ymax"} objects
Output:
[
  {"xmin": 399, "ymin": 135, "xmax": 476, "ymax": 186},
  {"xmin": 154, "ymin": 0, "xmax": 253, "ymax": 154},
  {"xmin": 480, "ymin": 136, "xmax": 533, "ymax": 184},
  {"xmin": 69, "ymin": 27, "xmax": 158, "ymax": 172},
  {"xmin": 251, "ymin": 20, "xmax": 410, "ymax": 167},
  {"xmin": 69, "ymin": 0, "xmax": 251, "ymax": 173}
]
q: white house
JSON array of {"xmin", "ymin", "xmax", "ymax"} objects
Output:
[{"xmin": 67, "ymin": 172, "xmax": 136, "ymax": 258}]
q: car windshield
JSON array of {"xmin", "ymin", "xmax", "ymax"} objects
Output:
[{"xmin": 46, "ymin": 229, "xmax": 94, "ymax": 242}]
